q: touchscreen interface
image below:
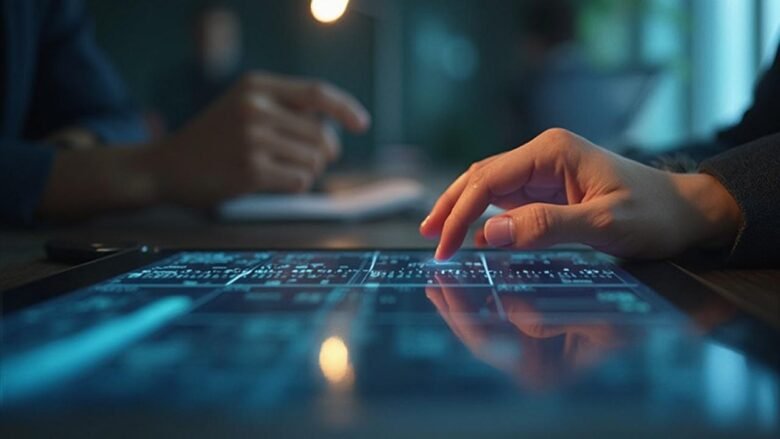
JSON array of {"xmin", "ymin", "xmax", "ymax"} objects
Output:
[{"xmin": 3, "ymin": 250, "xmax": 777, "ymax": 434}]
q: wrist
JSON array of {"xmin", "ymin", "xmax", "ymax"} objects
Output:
[{"xmin": 672, "ymin": 172, "xmax": 742, "ymax": 250}]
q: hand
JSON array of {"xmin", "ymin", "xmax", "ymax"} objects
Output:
[
  {"xmin": 420, "ymin": 128, "xmax": 742, "ymax": 260},
  {"xmin": 148, "ymin": 72, "xmax": 370, "ymax": 206},
  {"xmin": 37, "ymin": 74, "xmax": 369, "ymax": 219}
]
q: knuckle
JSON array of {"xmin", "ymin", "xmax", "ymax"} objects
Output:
[
  {"xmin": 540, "ymin": 128, "xmax": 575, "ymax": 154},
  {"xmin": 590, "ymin": 207, "xmax": 616, "ymax": 233},
  {"xmin": 526, "ymin": 205, "xmax": 554, "ymax": 242},
  {"xmin": 252, "ymin": 95, "xmax": 274, "ymax": 117},
  {"xmin": 237, "ymin": 97, "xmax": 258, "ymax": 122},
  {"xmin": 467, "ymin": 167, "xmax": 499, "ymax": 197},
  {"xmin": 476, "ymin": 154, "xmax": 498, "ymax": 166},
  {"xmin": 541, "ymin": 127, "xmax": 575, "ymax": 143},
  {"xmin": 468, "ymin": 172, "xmax": 487, "ymax": 193},
  {"xmin": 306, "ymin": 81, "xmax": 326, "ymax": 101},
  {"xmin": 306, "ymin": 80, "xmax": 332, "ymax": 102},
  {"xmin": 238, "ymin": 73, "xmax": 258, "ymax": 91}
]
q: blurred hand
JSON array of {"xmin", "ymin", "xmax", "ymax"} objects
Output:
[
  {"xmin": 420, "ymin": 128, "xmax": 741, "ymax": 260},
  {"xmin": 149, "ymin": 72, "xmax": 370, "ymax": 206}
]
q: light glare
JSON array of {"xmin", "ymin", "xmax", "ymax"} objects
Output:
[
  {"xmin": 319, "ymin": 336, "xmax": 352, "ymax": 384},
  {"xmin": 310, "ymin": 0, "xmax": 349, "ymax": 24}
]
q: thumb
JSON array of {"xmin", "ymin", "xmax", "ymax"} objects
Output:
[{"xmin": 483, "ymin": 202, "xmax": 597, "ymax": 249}]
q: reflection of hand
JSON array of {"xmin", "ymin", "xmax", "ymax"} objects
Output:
[
  {"xmin": 425, "ymin": 274, "xmax": 496, "ymax": 364},
  {"xmin": 500, "ymin": 296, "xmax": 624, "ymax": 372},
  {"xmin": 420, "ymin": 128, "xmax": 741, "ymax": 260},
  {"xmin": 426, "ymin": 274, "xmax": 624, "ymax": 390},
  {"xmin": 149, "ymin": 73, "xmax": 371, "ymax": 206}
]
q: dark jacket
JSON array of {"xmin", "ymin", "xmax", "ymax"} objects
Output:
[
  {"xmin": 0, "ymin": 0, "xmax": 146, "ymax": 224},
  {"xmin": 700, "ymin": 45, "xmax": 780, "ymax": 266}
]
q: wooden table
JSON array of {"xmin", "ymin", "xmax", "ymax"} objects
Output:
[{"xmin": 1, "ymin": 206, "xmax": 778, "ymax": 328}]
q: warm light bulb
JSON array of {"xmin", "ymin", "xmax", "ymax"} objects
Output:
[{"xmin": 310, "ymin": 0, "xmax": 349, "ymax": 24}]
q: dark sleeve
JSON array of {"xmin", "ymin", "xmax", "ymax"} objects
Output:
[
  {"xmin": 699, "ymin": 132, "xmax": 780, "ymax": 266},
  {"xmin": 716, "ymin": 45, "xmax": 780, "ymax": 147},
  {"xmin": 23, "ymin": 0, "xmax": 147, "ymax": 143},
  {"xmin": 0, "ymin": 141, "xmax": 54, "ymax": 224}
]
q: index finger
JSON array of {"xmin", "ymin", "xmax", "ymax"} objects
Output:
[
  {"xmin": 421, "ymin": 152, "xmax": 508, "ymax": 239},
  {"xmin": 251, "ymin": 74, "xmax": 371, "ymax": 133},
  {"xmin": 434, "ymin": 141, "xmax": 559, "ymax": 260}
]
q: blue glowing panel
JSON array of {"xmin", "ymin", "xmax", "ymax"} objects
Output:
[{"xmin": 2, "ymin": 250, "xmax": 778, "ymax": 436}]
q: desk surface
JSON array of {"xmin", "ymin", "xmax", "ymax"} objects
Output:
[{"xmin": 1, "ymin": 207, "xmax": 779, "ymax": 329}]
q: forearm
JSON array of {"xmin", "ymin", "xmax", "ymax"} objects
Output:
[{"xmin": 36, "ymin": 145, "xmax": 163, "ymax": 220}]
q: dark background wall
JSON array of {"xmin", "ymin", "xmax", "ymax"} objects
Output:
[
  {"xmin": 85, "ymin": 0, "xmax": 376, "ymax": 162},
  {"xmin": 83, "ymin": 0, "xmax": 780, "ymax": 167},
  {"xmin": 84, "ymin": 0, "xmax": 526, "ymax": 165}
]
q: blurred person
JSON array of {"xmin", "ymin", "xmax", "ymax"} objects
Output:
[
  {"xmin": 155, "ymin": 2, "xmax": 244, "ymax": 131},
  {"xmin": 507, "ymin": 0, "xmax": 654, "ymax": 149},
  {"xmin": 421, "ymin": 44, "xmax": 780, "ymax": 267},
  {"xmin": 0, "ymin": 0, "xmax": 370, "ymax": 224},
  {"xmin": 506, "ymin": 0, "xmax": 584, "ymax": 145},
  {"xmin": 516, "ymin": 0, "xmax": 581, "ymax": 72}
]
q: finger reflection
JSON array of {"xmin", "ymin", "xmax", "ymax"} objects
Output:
[{"xmin": 425, "ymin": 274, "xmax": 627, "ymax": 391}]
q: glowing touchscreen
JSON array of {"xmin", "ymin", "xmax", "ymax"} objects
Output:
[{"xmin": 2, "ymin": 250, "xmax": 676, "ymax": 407}]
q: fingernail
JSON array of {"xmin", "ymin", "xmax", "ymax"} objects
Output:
[
  {"xmin": 420, "ymin": 215, "xmax": 431, "ymax": 228},
  {"xmin": 484, "ymin": 217, "xmax": 514, "ymax": 247}
]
